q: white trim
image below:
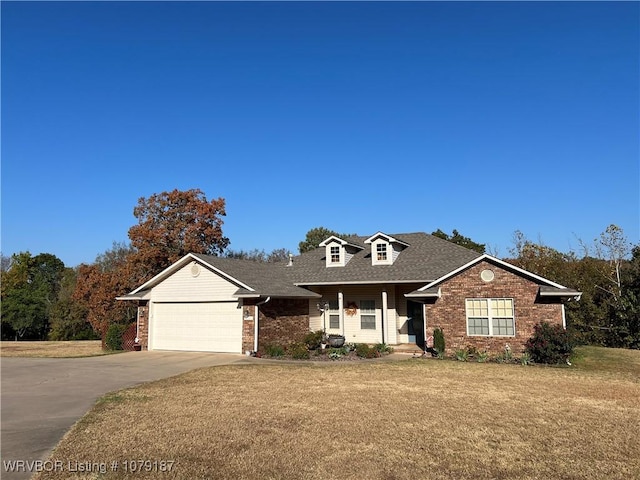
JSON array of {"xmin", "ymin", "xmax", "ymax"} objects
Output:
[
  {"xmin": 319, "ymin": 236, "xmax": 363, "ymax": 250},
  {"xmin": 465, "ymin": 298, "xmax": 516, "ymax": 337},
  {"xmin": 562, "ymin": 304, "xmax": 566, "ymax": 329},
  {"xmin": 381, "ymin": 289, "xmax": 388, "ymax": 344},
  {"xmin": 417, "ymin": 254, "xmax": 568, "ymax": 292},
  {"xmin": 364, "ymin": 232, "xmax": 410, "ymax": 247},
  {"xmin": 405, "ymin": 287, "xmax": 441, "ymax": 299},
  {"xmin": 338, "ymin": 291, "xmax": 344, "ymax": 336},
  {"xmin": 295, "ymin": 279, "xmax": 431, "ymax": 287},
  {"xmin": 129, "ymin": 253, "xmax": 255, "ymax": 295}
]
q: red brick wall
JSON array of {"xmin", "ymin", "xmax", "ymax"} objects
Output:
[
  {"xmin": 257, "ymin": 298, "xmax": 310, "ymax": 350},
  {"xmin": 242, "ymin": 303, "xmax": 256, "ymax": 353},
  {"xmin": 425, "ymin": 260, "xmax": 564, "ymax": 355},
  {"xmin": 137, "ymin": 303, "xmax": 149, "ymax": 350}
]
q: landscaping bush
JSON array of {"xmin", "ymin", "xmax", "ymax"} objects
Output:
[
  {"xmin": 264, "ymin": 344, "xmax": 285, "ymax": 357},
  {"xmin": 303, "ymin": 330, "xmax": 325, "ymax": 350},
  {"xmin": 433, "ymin": 328, "xmax": 445, "ymax": 355},
  {"xmin": 355, "ymin": 343, "xmax": 379, "ymax": 359},
  {"xmin": 374, "ymin": 343, "xmax": 393, "ymax": 354},
  {"xmin": 525, "ymin": 322, "xmax": 575, "ymax": 365},
  {"xmin": 287, "ymin": 342, "xmax": 310, "ymax": 360},
  {"xmin": 455, "ymin": 349, "xmax": 468, "ymax": 362},
  {"xmin": 104, "ymin": 323, "xmax": 128, "ymax": 351}
]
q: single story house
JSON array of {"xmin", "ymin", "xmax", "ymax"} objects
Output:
[{"xmin": 118, "ymin": 232, "xmax": 581, "ymax": 355}]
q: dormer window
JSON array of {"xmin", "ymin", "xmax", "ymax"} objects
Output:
[
  {"xmin": 365, "ymin": 232, "xmax": 409, "ymax": 266},
  {"xmin": 319, "ymin": 236, "xmax": 364, "ymax": 268},
  {"xmin": 376, "ymin": 243, "xmax": 388, "ymax": 262},
  {"xmin": 330, "ymin": 246, "xmax": 341, "ymax": 264}
]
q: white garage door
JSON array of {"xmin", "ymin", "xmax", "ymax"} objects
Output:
[{"xmin": 151, "ymin": 302, "xmax": 242, "ymax": 353}]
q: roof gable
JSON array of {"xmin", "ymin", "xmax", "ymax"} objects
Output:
[
  {"xmin": 364, "ymin": 232, "xmax": 410, "ymax": 247},
  {"xmin": 129, "ymin": 253, "xmax": 253, "ymax": 296},
  {"xmin": 416, "ymin": 254, "xmax": 569, "ymax": 291}
]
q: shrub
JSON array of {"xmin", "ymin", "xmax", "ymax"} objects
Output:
[
  {"xmin": 355, "ymin": 343, "xmax": 379, "ymax": 359},
  {"xmin": 265, "ymin": 344, "xmax": 285, "ymax": 357},
  {"xmin": 374, "ymin": 343, "xmax": 393, "ymax": 354},
  {"xmin": 327, "ymin": 348, "xmax": 346, "ymax": 360},
  {"xmin": 525, "ymin": 322, "xmax": 575, "ymax": 365},
  {"xmin": 287, "ymin": 342, "xmax": 310, "ymax": 360},
  {"xmin": 433, "ymin": 328, "xmax": 445, "ymax": 355},
  {"xmin": 105, "ymin": 323, "xmax": 128, "ymax": 351},
  {"xmin": 476, "ymin": 351, "xmax": 489, "ymax": 363},
  {"xmin": 303, "ymin": 330, "xmax": 325, "ymax": 350},
  {"xmin": 455, "ymin": 349, "xmax": 468, "ymax": 362}
]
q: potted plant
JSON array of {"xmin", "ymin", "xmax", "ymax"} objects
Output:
[{"xmin": 327, "ymin": 334, "xmax": 345, "ymax": 348}]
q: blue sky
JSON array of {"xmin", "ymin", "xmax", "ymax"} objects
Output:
[{"xmin": 2, "ymin": 1, "xmax": 638, "ymax": 267}]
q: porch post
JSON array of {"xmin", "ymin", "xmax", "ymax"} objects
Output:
[
  {"xmin": 338, "ymin": 291, "xmax": 344, "ymax": 336},
  {"xmin": 381, "ymin": 289, "xmax": 388, "ymax": 344}
]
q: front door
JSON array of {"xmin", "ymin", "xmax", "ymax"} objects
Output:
[{"xmin": 407, "ymin": 301, "xmax": 425, "ymax": 349}]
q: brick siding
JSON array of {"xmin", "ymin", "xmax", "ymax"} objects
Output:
[
  {"xmin": 137, "ymin": 303, "xmax": 149, "ymax": 350},
  {"xmin": 425, "ymin": 260, "xmax": 564, "ymax": 355},
  {"xmin": 242, "ymin": 303, "xmax": 256, "ymax": 353},
  {"xmin": 257, "ymin": 298, "xmax": 310, "ymax": 350}
]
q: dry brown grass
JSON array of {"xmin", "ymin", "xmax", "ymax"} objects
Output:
[
  {"xmin": 0, "ymin": 340, "xmax": 110, "ymax": 358},
  {"xmin": 36, "ymin": 348, "xmax": 640, "ymax": 480}
]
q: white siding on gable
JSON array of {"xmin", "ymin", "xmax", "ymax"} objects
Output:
[
  {"xmin": 344, "ymin": 250, "xmax": 355, "ymax": 265},
  {"xmin": 151, "ymin": 262, "xmax": 240, "ymax": 302},
  {"xmin": 392, "ymin": 244, "xmax": 402, "ymax": 263}
]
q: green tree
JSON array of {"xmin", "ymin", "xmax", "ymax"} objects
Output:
[
  {"xmin": 431, "ymin": 229, "xmax": 486, "ymax": 253},
  {"xmin": 49, "ymin": 267, "xmax": 96, "ymax": 340},
  {"xmin": 299, "ymin": 227, "xmax": 353, "ymax": 253},
  {"xmin": 224, "ymin": 248, "xmax": 292, "ymax": 263},
  {"xmin": 1, "ymin": 252, "xmax": 65, "ymax": 340}
]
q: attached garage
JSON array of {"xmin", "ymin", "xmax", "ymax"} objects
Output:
[
  {"xmin": 150, "ymin": 302, "xmax": 242, "ymax": 353},
  {"xmin": 118, "ymin": 253, "xmax": 320, "ymax": 352}
]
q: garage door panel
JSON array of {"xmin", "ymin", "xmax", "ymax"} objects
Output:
[{"xmin": 151, "ymin": 302, "xmax": 242, "ymax": 353}]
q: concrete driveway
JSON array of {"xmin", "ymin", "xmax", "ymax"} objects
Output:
[{"xmin": 1, "ymin": 351, "xmax": 249, "ymax": 480}]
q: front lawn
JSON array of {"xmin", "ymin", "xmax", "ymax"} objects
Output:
[
  {"xmin": 35, "ymin": 347, "xmax": 640, "ymax": 479},
  {"xmin": 0, "ymin": 340, "xmax": 111, "ymax": 358}
]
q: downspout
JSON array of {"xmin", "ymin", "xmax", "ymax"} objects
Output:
[
  {"xmin": 135, "ymin": 302, "xmax": 140, "ymax": 343},
  {"xmin": 561, "ymin": 304, "xmax": 566, "ymax": 330},
  {"xmin": 423, "ymin": 303, "xmax": 427, "ymax": 352},
  {"xmin": 254, "ymin": 296, "xmax": 271, "ymax": 353}
]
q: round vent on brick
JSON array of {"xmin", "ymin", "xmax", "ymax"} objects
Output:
[{"xmin": 480, "ymin": 269, "xmax": 495, "ymax": 282}]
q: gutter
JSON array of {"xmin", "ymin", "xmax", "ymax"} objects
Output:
[{"xmin": 254, "ymin": 296, "xmax": 271, "ymax": 353}]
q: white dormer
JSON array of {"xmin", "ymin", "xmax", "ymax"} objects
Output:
[
  {"xmin": 364, "ymin": 232, "xmax": 409, "ymax": 266},
  {"xmin": 319, "ymin": 236, "xmax": 364, "ymax": 268}
]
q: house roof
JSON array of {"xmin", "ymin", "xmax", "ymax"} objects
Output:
[
  {"xmin": 405, "ymin": 254, "xmax": 582, "ymax": 299},
  {"xmin": 191, "ymin": 254, "xmax": 321, "ymax": 299},
  {"xmin": 119, "ymin": 232, "xmax": 581, "ymax": 302},
  {"xmin": 124, "ymin": 253, "xmax": 320, "ymax": 300},
  {"xmin": 286, "ymin": 232, "xmax": 482, "ymax": 285}
]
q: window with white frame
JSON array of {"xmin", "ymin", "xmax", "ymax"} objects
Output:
[
  {"xmin": 360, "ymin": 300, "xmax": 376, "ymax": 329},
  {"xmin": 330, "ymin": 246, "xmax": 340, "ymax": 264},
  {"xmin": 328, "ymin": 300, "xmax": 339, "ymax": 329},
  {"xmin": 466, "ymin": 298, "xmax": 515, "ymax": 336},
  {"xmin": 376, "ymin": 243, "xmax": 387, "ymax": 261}
]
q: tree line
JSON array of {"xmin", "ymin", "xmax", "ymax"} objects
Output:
[{"xmin": 1, "ymin": 189, "xmax": 638, "ymax": 349}]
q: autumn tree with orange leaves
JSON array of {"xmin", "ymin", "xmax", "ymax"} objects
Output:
[
  {"xmin": 128, "ymin": 188, "xmax": 229, "ymax": 277},
  {"xmin": 74, "ymin": 189, "xmax": 230, "ymax": 338}
]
